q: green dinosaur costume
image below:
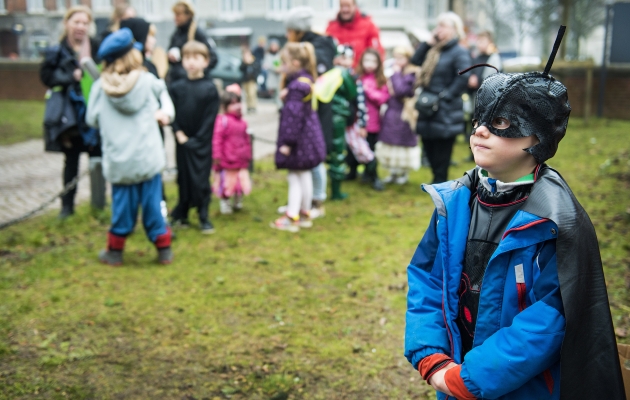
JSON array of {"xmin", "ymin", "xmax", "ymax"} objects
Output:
[{"xmin": 327, "ymin": 66, "xmax": 359, "ymax": 200}]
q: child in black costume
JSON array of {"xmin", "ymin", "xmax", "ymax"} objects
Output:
[
  {"xmin": 168, "ymin": 40, "xmax": 219, "ymax": 234},
  {"xmin": 404, "ymin": 27, "xmax": 625, "ymax": 400}
]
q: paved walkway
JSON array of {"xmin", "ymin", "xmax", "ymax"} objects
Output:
[{"xmin": 0, "ymin": 101, "xmax": 279, "ymax": 225}]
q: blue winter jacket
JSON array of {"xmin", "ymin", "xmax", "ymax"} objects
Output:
[{"xmin": 405, "ymin": 178, "xmax": 565, "ymax": 399}]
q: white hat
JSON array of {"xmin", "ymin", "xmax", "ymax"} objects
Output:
[{"xmin": 285, "ymin": 6, "xmax": 313, "ymax": 32}]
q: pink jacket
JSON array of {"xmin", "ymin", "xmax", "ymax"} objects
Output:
[
  {"xmin": 359, "ymin": 73, "xmax": 390, "ymax": 133},
  {"xmin": 212, "ymin": 113, "xmax": 252, "ymax": 171}
]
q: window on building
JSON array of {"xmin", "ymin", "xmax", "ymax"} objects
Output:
[
  {"xmin": 132, "ymin": 0, "xmax": 154, "ymax": 17},
  {"xmin": 0, "ymin": 0, "xmax": 6, "ymax": 13},
  {"xmin": 92, "ymin": 0, "xmax": 111, "ymax": 12},
  {"xmin": 55, "ymin": 0, "xmax": 65, "ymax": 12},
  {"xmin": 222, "ymin": 0, "xmax": 242, "ymax": 12},
  {"xmin": 270, "ymin": 0, "xmax": 291, "ymax": 11},
  {"xmin": 383, "ymin": 0, "xmax": 400, "ymax": 9},
  {"xmin": 326, "ymin": 0, "xmax": 338, "ymax": 10},
  {"xmin": 27, "ymin": 0, "xmax": 45, "ymax": 13},
  {"xmin": 69, "ymin": 0, "xmax": 80, "ymax": 5},
  {"xmin": 427, "ymin": 0, "xmax": 436, "ymax": 18}
]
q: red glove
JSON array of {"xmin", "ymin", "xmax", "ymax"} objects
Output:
[
  {"xmin": 418, "ymin": 353, "xmax": 453, "ymax": 382},
  {"xmin": 444, "ymin": 364, "xmax": 476, "ymax": 400}
]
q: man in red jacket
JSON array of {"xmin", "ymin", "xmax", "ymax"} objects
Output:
[{"xmin": 326, "ymin": 0, "xmax": 384, "ymax": 67}]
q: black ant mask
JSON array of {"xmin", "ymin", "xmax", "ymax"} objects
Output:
[{"xmin": 463, "ymin": 26, "xmax": 571, "ymax": 164}]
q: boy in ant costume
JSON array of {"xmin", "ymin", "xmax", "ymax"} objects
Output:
[{"xmin": 405, "ymin": 27, "xmax": 625, "ymax": 399}]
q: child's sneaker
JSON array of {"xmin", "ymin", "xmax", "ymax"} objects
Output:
[
  {"xmin": 299, "ymin": 211, "xmax": 313, "ymax": 228},
  {"xmin": 170, "ymin": 218, "xmax": 190, "ymax": 228},
  {"xmin": 220, "ymin": 199, "xmax": 234, "ymax": 214},
  {"xmin": 157, "ymin": 247, "xmax": 173, "ymax": 264},
  {"xmin": 233, "ymin": 194, "xmax": 243, "ymax": 211},
  {"xmin": 98, "ymin": 249, "xmax": 123, "ymax": 266},
  {"xmin": 395, "ymin": 173, "xmax": 409, "ymax": 185},
  {"xmin": 270, "ymin": 215, "xmax": 300, "ymax": 232},
  {"xmin": 382, "ymin": 174, "xmax": 396, "ymax": 184},
  {"xmin": 310, "ymin": 200, "xmax": 325, "ymax": 219},
  {"xmin": 200, "ymin": 220, "xmax": 215, "ymax": 234}
]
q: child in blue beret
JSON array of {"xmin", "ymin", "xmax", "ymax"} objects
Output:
[{"xmin": 86, "ymin": 28, "xmax": 175, "ymax": 265}]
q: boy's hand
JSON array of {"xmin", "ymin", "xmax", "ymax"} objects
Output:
[
  {"xmin": 155, "ymin": 110, "xmax": 170, "ymax": 126},
  {"xmin": 428, "ymin": 362, "xmax": 456, "ymax": 396},
  {"xmin": 279, "ymin": 145, "xmax": 291, "ymax": 156},
  {"xmin": 175, "ymin": 130, "xmax": 189, "ymax": 144},
  {"xmin": 359, "ymin": 128, "xmax": 368, "ymax": 139}
]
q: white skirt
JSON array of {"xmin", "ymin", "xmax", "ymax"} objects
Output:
[{"xmin": 375, "ymin": 142, "xmax": 421, "ymax": 171}]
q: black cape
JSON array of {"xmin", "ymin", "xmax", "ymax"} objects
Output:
[
  {"xmin": 168, "ymin": 77, "xmax": 219, "ymax": 209},
  {"xmin": 459, "ymin": 165, "xmax": 625, "ymax": 400}
]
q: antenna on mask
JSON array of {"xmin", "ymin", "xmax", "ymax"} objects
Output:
[
  {"xmin": 543, "ymin": 25, "xmax": 566, "ymax": 76},
  {"xmin": 458, "ymin": 63, "xmax": 499, "ymax": 76}
]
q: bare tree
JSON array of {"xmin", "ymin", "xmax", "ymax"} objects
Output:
[
  {"xmin": 566, "ymin": 0, "xmax": 606, "ymax": 58},
  {"xmin": 510, "ymin": 0, "xmax": 532, "ymax": 55},
  {"xmin": 530, "ymin": 0, "xmax": 561, "ymax": 56},
  {"xmin": 484, "ymin": 0, "xmax": 514, "ymax": 48}
]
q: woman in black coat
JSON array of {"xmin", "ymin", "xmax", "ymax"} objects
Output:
[
  {"xmin": 167, "ymin": 1, "xmax": 218, "ymax": 84},
  {"xmin": 411, "ymin": 12, "xmax": 471, "ymax": 184},
  {"xmin": 40, "ymin": 6, "xmax": 102, "ymax": 219}
]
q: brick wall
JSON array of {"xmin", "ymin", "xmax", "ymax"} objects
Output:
[
  {"xmin": 557, "ymin": 68, "xmax": 630, "ymax": 120},
  {"xmin": 6, "ymin": 0, "xmax": 28, "ymax": 13},
  {"xmin": 0, "ymin": 61, "xmax": 48, "ymax": 100}
]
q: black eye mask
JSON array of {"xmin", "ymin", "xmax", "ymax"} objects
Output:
[
  {"xmin": 472, "ymin": 72, "xmax": 571, "ymax": 164},
  {"xmin": 464, "ymin": 26, "xmax": 571, "ymax": 164}
]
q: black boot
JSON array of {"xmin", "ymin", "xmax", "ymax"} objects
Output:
[
  {"xmin": 365, "ymin": 160, "xmax": 384, "ymax": 191},
  {"xmin": 58, "ymin": 205, "xmax": 74, "ymax": 220}
]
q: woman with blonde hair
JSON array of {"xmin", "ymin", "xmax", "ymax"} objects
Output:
[
  {"xmin": 86, "ymin": 28, "xmax": 175, "ymax": 266},
  {"xmin": 40, "ymin": 5, "xmax": 104, "ymax": 219},
  {"xmin": 97, "ymin": 3, "xmax": 136, "ymax": 44},
  {"xmin": 167, "ymin": 0, "xmax": 218, "ymax": 83},
  {"xmin": 411, "ymin": 11, "xmax": 471, "ymax": 184}
]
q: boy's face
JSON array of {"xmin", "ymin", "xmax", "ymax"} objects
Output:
[
  {"xmin": 470, "ymin": 121, "xmax": 539, "ymax": 181},
  {"xmin": 182, "ymin": 53, "xmax": 209, "ymax": 75},
  {"xmin": 334, "ymin": 55, "xmax": 353, "ymax": 69}
]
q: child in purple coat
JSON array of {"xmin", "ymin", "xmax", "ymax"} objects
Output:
[
  {"xmin": 271, "ymin": 42, "xmax": 326, "ymax": 232},
  {"xmin": 376, "ymin": 45, "xmax": 421, "ymax": 185}
]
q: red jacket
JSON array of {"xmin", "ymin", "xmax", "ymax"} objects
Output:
[
  {"xmin": 326, "ymin": 9, "xmax": 384, "ymax": 67},
  {"xmin": 212, "ymin": 113, "xmax": 252, "ymax": 171}
]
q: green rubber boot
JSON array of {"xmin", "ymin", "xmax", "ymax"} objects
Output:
[{"xmin": 331, "ymin": 179, "xmax": 348, "ymax": 200}]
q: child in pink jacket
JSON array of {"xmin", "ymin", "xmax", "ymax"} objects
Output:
[
  {"xmin": 351, "ymin": 48, "xmax": 390, "ymax": 191},
  {"xmin": 212, "ymin": 84, "xmax": 252, "ymax": 214}
]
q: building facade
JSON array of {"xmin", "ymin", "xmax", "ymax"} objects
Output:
[{"xmin": 0, "ymin": 0, "xmax": 448, "ymax": 58}]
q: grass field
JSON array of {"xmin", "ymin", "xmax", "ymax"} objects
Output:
[
  {"xmin": 1, "ymin": 118, "xmax": 630, "ymax": 399},
  {"xmin": 0, "ymin": 100, "xmax": 45, "ymax": 146}
]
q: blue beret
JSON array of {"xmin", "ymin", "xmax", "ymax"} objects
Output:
[{"xmin": 98, "ymin": 27, "xmax": 135, "ymax": 63}]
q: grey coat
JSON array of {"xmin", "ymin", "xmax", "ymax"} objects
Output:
[
  {"xmin": 411, "ymin": 39, "xmax": 471, "ymax": 139},
  {"xmin": 86, "ymin": 72, "xmax": 174, "ymax": 185}
]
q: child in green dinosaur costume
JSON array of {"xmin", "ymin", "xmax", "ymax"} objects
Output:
[{"xmin": 326, "ymin": 44, "xmax": 367, "ymax": 200}]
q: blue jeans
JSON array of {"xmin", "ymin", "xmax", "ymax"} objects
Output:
[
  {"xmin": 311, "ymin": 162, "xmax": 327, "ymax": 202},
  {"xmin": 110, "ymin": 174, "xmax": 167, "ymax": 243}
]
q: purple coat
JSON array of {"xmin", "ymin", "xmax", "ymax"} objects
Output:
[
  {"xmin": 379, "ymin": 72, "xmax": 418, "ymax": 147},
  {"xmin": 275, "ymin": 70, "xmax": 326, "ymax": 170}
]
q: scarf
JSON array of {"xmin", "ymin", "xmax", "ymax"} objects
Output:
[
  {"xmin": 101, "ymin": 69, "xmax": 141, "ymax": 97},
  {"xmin": 417, "ymin": 39, "xmax": 449, "ymax": 88},
  {"xmin": 400, "ymin": 65, "xmax": 422, "ymax": 130}
]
